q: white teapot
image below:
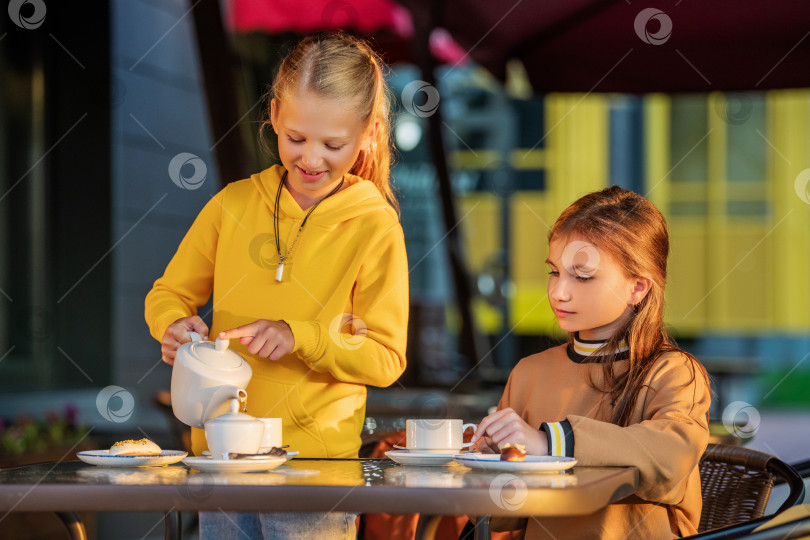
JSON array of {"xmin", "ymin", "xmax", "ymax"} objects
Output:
[{"xmin": 170, "ymin": 332, "xmax": 252, "ymax": 428}]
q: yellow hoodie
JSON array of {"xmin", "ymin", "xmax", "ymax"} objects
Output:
[{"xmin": 145, "ymin": 165, "xmax": 408, "ymax": 458}]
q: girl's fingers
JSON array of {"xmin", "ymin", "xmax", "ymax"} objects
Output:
[
  {"xmin": 219, "ymin": 323, "xmax": 258, "ymax": 340},
  {"xmin": 259, "ymin": 342, "xmax": 277, "ymax": 359},
  {"xmin": 188, "ymin": 317, "xmax": 209, "ymax": 337},
  {"xmin": 473, "ymin": 408, "xmax": 515, "ymax": 442}
]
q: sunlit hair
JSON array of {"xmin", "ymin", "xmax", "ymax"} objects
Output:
[
  {"xmin": 266, "ymin": 32, "xmax": 397, "ymax": 211},
  {"xmin": 549, "ymin": 186, "xmax": 709, "ymax": 426}
]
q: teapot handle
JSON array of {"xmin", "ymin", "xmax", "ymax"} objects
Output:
[{"xmin": 188, "ymin": 331, "xmax": 203, "ymax": 343}]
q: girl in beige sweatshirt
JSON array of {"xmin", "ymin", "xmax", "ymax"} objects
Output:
[{"xmin": 473, "ymin": 186, "xmax": 711, "ymax": 539}]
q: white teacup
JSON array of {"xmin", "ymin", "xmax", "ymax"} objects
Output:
[
  {"xmin": 257, "ymin": 417, "xmax": 283, "ymax": 452},
  {"xmin": 203, "ymin": 399, "xmax": 264, "ymax": 460},
  {"xmin": 406, "ymin": 419, "xmax": 477, "ymax": 451}
]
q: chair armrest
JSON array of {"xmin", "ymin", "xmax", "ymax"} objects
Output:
[{"xmin": 766, "ymin": 458, "xmax": 806, "ymax": 513}]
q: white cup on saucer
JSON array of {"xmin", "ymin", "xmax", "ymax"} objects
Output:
[
  {"xmin": 405, "ymin": 419, "xmax": 477, "ymax": 452},
  {"xmin": 203, "ymin": 399, "xmax": 264, "ymax": 460},
  {"xmin": 257, "ymin": 418, "xmax": 282, "ymax": 452}
]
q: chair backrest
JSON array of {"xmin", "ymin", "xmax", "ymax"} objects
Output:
[{"xmin": 698, "ymin": 443, "xmax": 806, "ymax": 533}]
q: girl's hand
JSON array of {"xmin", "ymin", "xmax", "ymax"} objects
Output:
[
  {"xmin": 219, "ymin": 319, "xmax": 294, "ymax": 361},
  {"xmin": 161, "ymin": 316, "xmax": 209, "ymax": 366},
  {"xmin": 471, "ymin": 408, "xmax": 549, "ymax": 455},
  {"xmin": 471, "ymin": 435, "xmax": 500, "ymax": 454}
]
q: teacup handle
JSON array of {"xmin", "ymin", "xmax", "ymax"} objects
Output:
[
  {"xmin": 461, "ymin": 423, "xmax": 478, "ymax": 448},
  {"xmin": 188, "ymin": 331, "xmax": 203, "ymax": 342}
]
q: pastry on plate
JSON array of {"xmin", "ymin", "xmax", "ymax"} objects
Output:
[
  {"xmin": 109, "ymin": 438, "xmax": 162, "ymax": 456},
  {"xmin": 500, "ymin": 443, "xmax": 527, "ymax": 462}
]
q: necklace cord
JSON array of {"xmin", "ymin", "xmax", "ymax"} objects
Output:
[{"xmin": 273, "ymin": 171, "xmax": 345, "ymax": 262}]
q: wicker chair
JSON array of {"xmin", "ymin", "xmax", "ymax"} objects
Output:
[{"xmin": 696, "ymin": 443, "xmax": 806, "ymax": 534}]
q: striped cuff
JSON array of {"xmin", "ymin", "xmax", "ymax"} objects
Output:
[{"xmin": 540, "ymin": 419, "xmax": 575, "ymax": 458}]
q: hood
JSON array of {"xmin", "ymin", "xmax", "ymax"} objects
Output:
[{"xmin": 251, "ymin": 165, "xmax": 396, "ymax": 225}]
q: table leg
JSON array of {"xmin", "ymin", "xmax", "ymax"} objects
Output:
[
  {"xmin": 55, "ymin": 512, "xmax": 88, "ymax": 540},
  {"xmin": 164, "ymin": 511, "xmax": 182, "ymax": 540},
  {"xmin": 474, "ymin": 515, "xmax": 491, "ymax": 540}
]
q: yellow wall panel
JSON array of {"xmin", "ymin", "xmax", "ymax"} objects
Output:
[
  {"xmin": 717, "ymin": 225, "xmax": 772, "ymax": 331},
  {"xmin": 510, "ymin": 192, "xmax": 551, "ymax": 285},
  {"xmin": 511, "ymin": 287, "xmax": 561, "ymax": 336},
  {"xmin": 666, "ymin": 223, "xmax": 708, "ymax": 334},
  {"xmin": 768, "ymin": 90, "xmax": 810, "ymax": 331},
  {"xmin": 458, "ymin": 193, "xmax": 500, "ymax": 271}
]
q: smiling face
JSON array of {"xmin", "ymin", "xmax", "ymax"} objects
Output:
[
  {"xmin": 271, "ymin": 88, "xmax": 375, "ymax": 209},
  {"xmin": 547, "ymin": 235, "xmax": 649, "ymax": 340}
]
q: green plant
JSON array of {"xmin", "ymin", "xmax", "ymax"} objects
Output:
[{"xmin": 0, "ymin": 405, "xmax": 86, "ymax": 455}]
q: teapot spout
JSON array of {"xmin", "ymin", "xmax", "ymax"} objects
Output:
[{"xmin": 203, "ymin": 385, "xmax": 248, "ymax": 423}]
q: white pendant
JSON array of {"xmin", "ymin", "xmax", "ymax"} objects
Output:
[{"xmin": 275, "ymin": 262, "xmax": 285, "ymax": 283}]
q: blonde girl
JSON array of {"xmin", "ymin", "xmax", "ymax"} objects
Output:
[
  {"xmin": 473, "ymin": 186, "xmax": 711, "ymax": 539},
  {"xmin": 145, "ymin": 33, "xmax": 408, "ymax": 539}
]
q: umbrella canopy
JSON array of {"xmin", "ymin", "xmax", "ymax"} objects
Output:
[
  {"xmin": 398, "ymin": 0, "xmax": 810, "ymax": 93},
  {"xmin": 226, "ymin": 0, "xmax": 469, "ymax": 65}
]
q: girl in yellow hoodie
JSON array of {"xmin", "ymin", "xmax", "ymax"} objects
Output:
[{"xmin": 145, "ymin": 33, "xmax": 408, "ymax": 539}]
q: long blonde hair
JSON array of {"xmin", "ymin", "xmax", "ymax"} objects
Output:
[
  {"xmin": 549, "ymin": 186, "xmax": 709, "ymax": 426},
  {"xmin": 266, "ymin": 32, "xmax": 397, "ymax": 211}
]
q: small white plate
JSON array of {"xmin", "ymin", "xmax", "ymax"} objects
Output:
[
  {"xmin": 385, "ymin": 450, "xmax": 467, "ymax": 466},
  {"xmin": 392, "ymin": 445, "xmax": 462, "ymax": 454},
  {"xmin": 76, "ymin": 450, "xmax": 187, "ymax": 467},
  {"xmin": 183, "ymin": 456, "xmax": 286, "ymax": 473},
  {"xmin": 453, "ymin": 454, "xmax": 577, "ymax": 472}
]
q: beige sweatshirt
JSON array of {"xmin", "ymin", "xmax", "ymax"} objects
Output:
[{"xmin": 495, "ymin": 340, "xmax": 711, "ymax": 539}]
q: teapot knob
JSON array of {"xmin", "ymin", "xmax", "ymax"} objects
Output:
[
  {"xmin": 215, "ymin": 337, "xmax": 229, "ymax": 351},
  {"xmin": 229, "ymin": 398, "xmax": 240, "ymax": 413}
]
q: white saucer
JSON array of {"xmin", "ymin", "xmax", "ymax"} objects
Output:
[
  {"xmin": 201, "ymin": 450, "xmax": 298, "ymax": 461},
  {"xmin": 183, "ymin": 455, "xmax": 286, "ymax": 473},
  {"xmin": 392, "ymin": 445, "xmax": 463, "ymax": 454},
  {"xmin": 76, "ymin": 450, "xmax": 187, "ymax": 468},
  {"xmin": 386, "ymin": 450, "xmax": 471, "ymax": 466},
  {"xmin": 453, "ymin": 454, "xmax": 577, "ymax": 472}
]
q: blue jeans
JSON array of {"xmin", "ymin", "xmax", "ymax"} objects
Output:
[{"xmin": 199, "ymin": 511, "xmax": 357, "ymax": 540}]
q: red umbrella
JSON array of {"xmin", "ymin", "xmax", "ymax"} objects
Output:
[
  {"xmin": 225, "ymin": 0, "xmax": 468, "ymax": 65},
  {"xmin": 398, "ymin": 0, "xmax": 810, "ymax": 93}
]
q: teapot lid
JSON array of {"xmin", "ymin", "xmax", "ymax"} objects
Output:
[
  {"xmin": 184, "ymin": 334, "xmax": 244, "ymax": 370},
  {"xmin": 206, "ymin": 399, "xmax": 260, "ymax": 424}
]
